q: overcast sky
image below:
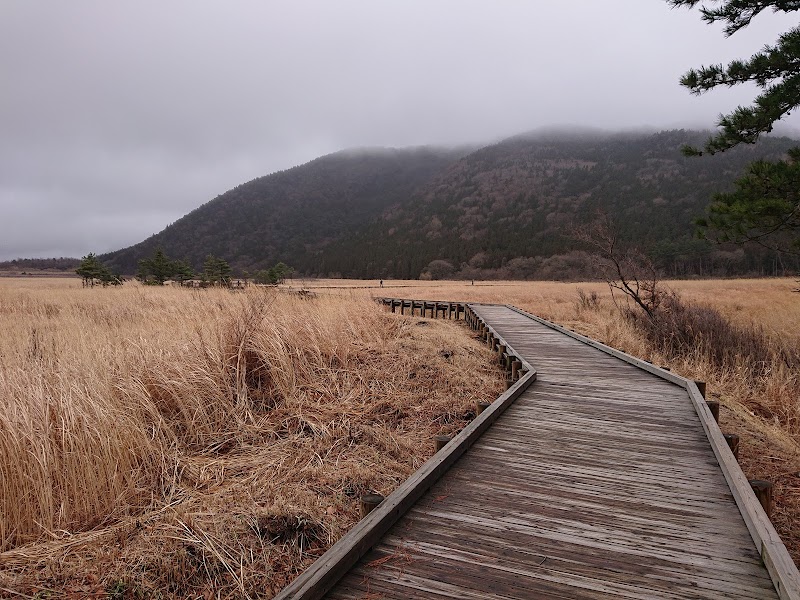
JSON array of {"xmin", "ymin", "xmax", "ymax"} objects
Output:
[{"xmin": 1, "ymin": 1, "xmax": 798, "ymax": 261}]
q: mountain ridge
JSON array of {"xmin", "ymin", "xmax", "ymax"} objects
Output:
[{"xmin": 102, "ymin": 129, "xmax": 800, "ymax": 279}]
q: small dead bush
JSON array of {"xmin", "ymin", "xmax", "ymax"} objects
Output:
[
  {"xmin": 575, "ymin": 288, "xmax": 600, "ymax": 312},
  {"xmin": 626, "ymin": 293, "xmax": 800, "ymax": 431},
  {"xmin": 250, "ymin": 513, "xmax": 328, "ymax": 552}
]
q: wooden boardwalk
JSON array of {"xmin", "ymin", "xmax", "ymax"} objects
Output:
[{"xmin": 277, "ymin": 304, "xmax": 799, "ymax": 600}]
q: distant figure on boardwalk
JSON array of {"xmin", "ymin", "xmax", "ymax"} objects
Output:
[{"xmin": 379, "ymin": 279, "xmax": 384, "ymax": 288}]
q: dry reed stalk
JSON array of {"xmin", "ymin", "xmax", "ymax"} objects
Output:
[{"xmin": 0, "ymin": 279, "xmax": 502, "ymax": 597}]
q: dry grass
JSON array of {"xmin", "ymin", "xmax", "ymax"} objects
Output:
[
  {"xmin": 3, "ymin": 275, "xmax": 799, "ymax": 595},
  {"xmin": 301, "ymin": 277, "xmax": 800, "ymax": 565},
  {"xmin": 0, "ymin": 279, "xmax": 503, "ymax": 598}
]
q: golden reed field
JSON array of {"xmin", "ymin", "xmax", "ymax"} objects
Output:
[
  {"xmin": 0, "ymin": 278, "xmax": 503, "ymax": 598},
  {"xmin": 0, "ymin": 276, "xmax": 798, "ymax": 597}
]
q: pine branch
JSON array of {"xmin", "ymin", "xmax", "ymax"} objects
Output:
[
  {"xmin": 679, "ymin": 31, "xmax": 800, "ymax": 155},
  {"xmin": 668, "ymin": 0, "xmax": 800, "ymax": 35},
  {"xmin": 681, "ymin": 28, "xmax": 800, "ymax": 93}
]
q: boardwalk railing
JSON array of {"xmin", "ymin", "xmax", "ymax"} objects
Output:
[
  {"xmin": 274, "ymin": 301, "xmax": 536, "ymax": 600},
  {"xmin": 377, "ymin": 297, "xmax": 466, "ymax": 320}
]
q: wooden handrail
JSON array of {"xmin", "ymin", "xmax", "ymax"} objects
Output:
[{"xmin": 375, "ymin": 297, "xmax": 467, "ymax": 319}]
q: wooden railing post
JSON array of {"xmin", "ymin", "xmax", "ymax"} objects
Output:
[
  {"xmin": 434, "ymin": 435, "xmax": 452, "ymax": 452},
  {"xmin": 359, "ymin": 494, "xmax": 384, "ymax": 519},
  {"xmin": 706, "ymin": 400, "xmax": 720, "ymax": 423},
  {"xmin": 476, "ymin": 401, "xmax": 491, "ymax": 415},
  {"xmin": 749, "ymin": 480, "xmax": 773, "ymax": 519},
  {"xmin": 695, "ymin": 380, "xmax": 707, "ymax": 399},
  {"xmin": 723, "ymin": 433, "xmax": 740, "ymax": 460}
]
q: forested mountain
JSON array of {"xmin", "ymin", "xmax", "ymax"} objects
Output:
[
  {"xmin": 104, "ymin": 130, "xmax": 800, "ymax": 279},
  {"xmin": 103, "ymin": 146, "xmax": 469, "ymax": 275}
]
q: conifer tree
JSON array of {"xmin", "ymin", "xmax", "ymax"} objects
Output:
[
  {"xmin": 670, "ymin": 0, "xmax": 800, "ymax": 250},
  {"xmin": 76, "ymin": 253, "xmax": 105, "ymax": 287},
  {"xmin": 137, "ymin": 249, "xmax": 175, "ymax": 285},
  {"xmin": 76, "ymin": 253, "xmax": 122, "ymax": 286},
  {"xmin": 202, "ymin": 255, "xmax": 232, "ymax": 286},
  {"xmin": 172, "ymin": 260, "xmax": 195, "ymax": 286},
  {"xmin": 697, "ymin": 147, "xmax": 800, "ymax": 252},
  {"xmin": 670, "ymin": 0, "xmax": 800, "ymax": 155}
]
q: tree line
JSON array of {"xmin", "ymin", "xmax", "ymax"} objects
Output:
[{"xmin": 76, "ymin": 250, "xmax": 292, "ymax": 288}]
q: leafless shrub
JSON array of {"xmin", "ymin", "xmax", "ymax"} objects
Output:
[
  {"xmin": 575, "ymin": 288, "xmax": 600, "ymax": 311},
  {"xmin": 629, "ymin": 293, "xmax": 799, "ymax": 374},
  {"xmin": 572, "ymin": 212, "xmax": 667, "ymax": 319},
  {"xmin": 626, "ymin": 292, "xmax": 800, "ymax": 428}
]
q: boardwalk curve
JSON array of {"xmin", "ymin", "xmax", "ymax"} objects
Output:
[{"xmin": 276, "ymin": 303, "xmax": 800, "ymax": 600}]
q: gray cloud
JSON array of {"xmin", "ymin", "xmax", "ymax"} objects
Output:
[{"xmin": 1, "ymin": 0, "xmax": 798, "ymax": 260}]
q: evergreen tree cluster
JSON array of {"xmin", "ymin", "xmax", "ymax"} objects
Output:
[
  {"xmin": 136, "ymin": 249, "xmax": 237, "ymax": 286},
  {"xmin": 133, "ymin": 248, "xmax": 293, "ymax": 287},
  {"xmin": 253, "ymin": 262, "xmax": 293, "ymax": 285},
  {"xmin": 76, "ymin": 253, "xmax": 123, "ymax": 286},
  {"xmin": 136, "ymin": 249, "xmax": 183, "ymax": 285},
  {"xmin": 202, "ymin": 255, "xmax": 232, "ymax": 286}
]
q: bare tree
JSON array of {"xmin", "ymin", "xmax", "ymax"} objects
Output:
[{"xmin": 572, "ymin": 212, "xmax": 665, "ymax": 320}]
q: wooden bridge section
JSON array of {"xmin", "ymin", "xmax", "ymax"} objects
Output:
[{"xmin": 276, "ymin": 303, "xmax": 800, "ymax": 599}]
